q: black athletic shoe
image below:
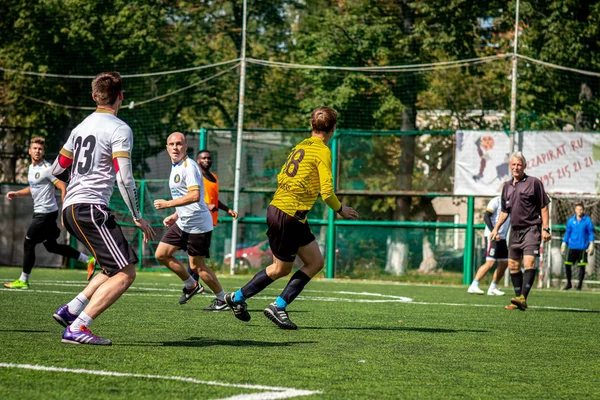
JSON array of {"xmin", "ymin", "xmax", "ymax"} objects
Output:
[
  {"xmin": 179, "ymin": 282, "xmax": 204, "ymax": 305},
  {"xmin": 224, "ymin": 292, "xmax": 251, "ymax": 322},
  {"xmin": 264, "ymin": 303, "xmax": 298, "ymax": 330},
  {"xmin": 203, "ymin": 298, "xmax": 230, "ymax": 312},
  {"xmin": 562, "ymin": 283, "xmax": 572, "ymax": 291}
]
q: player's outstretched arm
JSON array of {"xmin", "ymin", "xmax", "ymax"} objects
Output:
[
  {"xmin": 338, "ymin": 203, "xmax": 359, "ymax": 220},
  {"xmin": 6, "ymin": 186, "xmax": 31, "ymax": 200},
  {"xmin": 218, "ymin": 200, "xmax": 238, "ymax": 219},
  {"xmin": 114, "ymin": 156, "xmax": 155, "ymax": 242},
  {"xmin": 154, "ymin": 190, "xmax": 200, "ymax": 210}
]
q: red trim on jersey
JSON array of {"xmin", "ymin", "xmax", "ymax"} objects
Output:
[
  {"xmin": 113, "ymin": 158, "xmax": 120, "ymax": 173},
  {"xmin": 58, "ymin": 154, "xmax": 73, "ymax": 168}
]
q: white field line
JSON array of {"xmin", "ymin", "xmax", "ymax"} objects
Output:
[
  {"xmin": 2, "ymin": 285, "xmax": 599, "ymax": 312},
  {"xmin": 0, "ymin": 363, "xmax": 320, "ymax": 400}
]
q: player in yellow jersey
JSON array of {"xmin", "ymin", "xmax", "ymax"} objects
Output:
[{"xmin": 224, "ymin": 106, "xmax": 359, "ymax": 329}]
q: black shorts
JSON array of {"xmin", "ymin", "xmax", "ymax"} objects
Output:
[
  {"xmin": 160, "ymin": 223, "xmax": 211, "ymax": 257},
  {"xmin": 484, "ymin": 238, "xmax": 509, "ymax": 261},
  {"xmin": 566, "ymin": 249, "xmax": 588, "ymax": 266},
  {"xmin": 63, "ymin": 204, "xmax": 138, "ymax": 276},
  {"xmin": 266, "ymin": 205, "xmax": 315, "ymax": 262},
  {"xmin": 509, "ymin": 225, "xmax": 542, "ymax": 259},
  {"xmin": 26, "ymin": 211, "xmax": 61, "ymax": 244}
]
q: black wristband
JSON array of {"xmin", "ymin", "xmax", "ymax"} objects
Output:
[
  {"xmin": 336, "ymin": 204, "xmax": 343, "ymax": 213},
  {"xmin": 543, "ymin": 228, "xmax": 550, "ymax": 233}
]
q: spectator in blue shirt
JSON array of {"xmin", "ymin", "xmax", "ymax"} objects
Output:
[{"xmin": 561, "ymin": 203, "xmax": 595, "ymax": 290}]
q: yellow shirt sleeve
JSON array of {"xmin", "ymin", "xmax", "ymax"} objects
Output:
[{"xmin": 315, "ymin": 149, "xmax": 341, "ymax": 211}]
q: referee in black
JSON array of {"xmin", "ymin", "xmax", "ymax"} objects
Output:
[{"xmin": 489, "ymin": 151, "xmax": 551, "ymax": 311}]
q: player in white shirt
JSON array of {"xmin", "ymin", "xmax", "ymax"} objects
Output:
[
  {"xmin": 4, "ymin": 137, "xmax": 94, "ymax": 289},
  {"xmin": 468, "ymin": 196, "xmax": 510, "ymax": 296},
  {"xmin": 154, "ymin": 132, "xmax": 227, "ymax": 306},
  {"xmin": 50, "ymin": 72, "xmax": 155, "ymax": 346}
]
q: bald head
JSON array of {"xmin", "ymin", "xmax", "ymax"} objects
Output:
[
  {"xmin": 166, "ymin": 132, "xmax": 188, "ymax": 164},
  {"xmin": 167, "ymin": 131, "xmax": 187, "ymax": 145}
]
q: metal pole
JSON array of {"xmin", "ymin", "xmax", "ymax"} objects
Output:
[
  {"xmin": 325, "ymin": 134, "xmax": 339, "ymax": 279},
  {"xmin": 509, "ymin": 0, "xmax": 520, "ymax": 152},
  {"xmin": 462, "ymin": 196, "xmax": 475, "ymax": 285},
  {"xmin": 138, "ymin": 179, "xmax": 146, "ymax": 270},
  {"xmin": 199, "ymin": 127, "xmax": 207, "ymax": 150},
  {"xmin": 230, "ymin": 0, "xmax": 248, "ymax": 274}
]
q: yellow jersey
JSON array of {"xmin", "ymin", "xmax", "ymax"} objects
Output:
[{"xmin": 270, "ymin": 136, "xmax": 341, "ymax": 222}]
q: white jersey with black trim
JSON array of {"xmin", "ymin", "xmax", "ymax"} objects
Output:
[
  {"xmin": 485, "ymin": 196, "xmax": 510, "ymax": 240},
  {"xmin": 170, "ymin": 156, "xmax": 213, "ymax": 234},
  {"xmin": 61, "ymin": 111, "xmax": 133, "ymax": 209},
  {"xmin": 29, "ymin": 160, "xmax": 59, "ymax": 214}
]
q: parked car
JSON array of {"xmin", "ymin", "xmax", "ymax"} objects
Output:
[
  {"xmin": 223, "ymin": 240, "xmax": 273, "ymax": 272},
  {"xmin": 224, "ymin": 239, "xmax": 353, "ymax": 273}
]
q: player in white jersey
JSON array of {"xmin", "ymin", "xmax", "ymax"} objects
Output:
[
  {"xmin": 4, "ymin": 137, "xmax": 94, "ymax": 289},
  {"xmin": 154, "ymin": 132, "xmax": 227, "ymax": 306},
  {"xmin": 50, "ymin": 72, "xmax": 155, "ymax": 346},
  {"xmin": 468, "ymin": 196, "xmax": 510, "ymax": 296}
]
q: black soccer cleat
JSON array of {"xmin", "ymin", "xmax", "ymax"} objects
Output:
[
  {"xmin": 264, "ymin": 303, "xmax": 298, "ymax": 330},
  {"xmin": 179, "ymin": 282, "xmax": 204, "ymax": 305},
  {"xmin": 224, "ymin": 292, "xmax": 251, "ymax": 322},
  {"xmin": 203, "ymin": 298, "xmax": 230, "ymax": 312}
]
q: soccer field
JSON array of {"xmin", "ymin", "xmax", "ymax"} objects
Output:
[{"xmin": 1, "ymin": 267, "xmax": 599, "ymax": 399}]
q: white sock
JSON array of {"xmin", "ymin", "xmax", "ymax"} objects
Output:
[
  {"xmin": 67, "ymin": 293, "xmax": 89, "ymax": 316},
  {"xmin": 215, "ymin": 290, "xmax": 225, "ymax": 301},
  {"xmin": 471, "ymin": 280, "xmax": 480, "ymax": 287},
  {"xmin": 490, "ymin": 282, "xmax": 497, "ymax": 289},
  {"xmin": 78, "ymin": 253, "xmax": 90, "ymax": 263},
  {"xmin": 71, "ymin": 311, "xmax": 93, "ymax": 332},
  {"xmin": 19, "ymin": 272, "xmax": 30, "ymax": 282},
  {"xmin": 183, "ymin": 276, "xmax": 197, "ymax": 289}
]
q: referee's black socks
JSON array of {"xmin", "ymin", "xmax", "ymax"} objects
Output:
[
  {"xmin": 522, "ymin": 269, "xmax": 536, "ymax": 299},
  {"xmin": 510, "ymin": 271, "xmax": 523, "ymax": 297}
]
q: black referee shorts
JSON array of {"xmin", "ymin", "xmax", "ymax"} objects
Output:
[
  {"xmin": 26, "ymin": 211, "xmax": 61, "ymax": 244},
  {"xmin": 266, "ymin": 205, "xmax": 315, "ymax": 262},
  {"xmin": 63, "ymin": 204, "xmax": 138, "ymax": 276}
]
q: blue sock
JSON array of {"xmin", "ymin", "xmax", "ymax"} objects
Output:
[
  {"xmin": 234, "ymin": 289, "xmax": 246, "ymax": 303},
  {"xmin": 275, "ymin": 296, "xmax": 288, "ymax": 309}
]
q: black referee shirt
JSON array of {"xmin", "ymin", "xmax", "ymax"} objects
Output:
[{"xmin": 500, "ymin": 174, "xmax": 550, "ymax": 228}]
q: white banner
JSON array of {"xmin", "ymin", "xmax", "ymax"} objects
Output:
[
  {"xmin": 523, "ymin": 131, "xmax": 600, "ymax": 194},
  {"xmin": 453, "ymin": 130, "xmax": 511, "ymax": 196}
]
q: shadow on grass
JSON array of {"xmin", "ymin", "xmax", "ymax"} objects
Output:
[
  {"xmin": 120, "ymin": 337, "xmax": 318, "ymax": 348},
  {"xmin": 301, "ymin": 326, "xmax": 488, "ymax": 333}
]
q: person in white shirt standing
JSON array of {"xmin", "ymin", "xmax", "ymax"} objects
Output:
[
  {"xmin": 51, "ymin": 72, "xmax": 155, "ymax": 346},
  {"xmin": 4, "ymin": 137, "xmax": 95, "ymax": 289},
  {"xmin": 468, "ymin": 196, "xmax": 510, "ymax": 296},
  {"xmin": 154, "ymin": 132, "xmax": 227, "ymax": 306}
]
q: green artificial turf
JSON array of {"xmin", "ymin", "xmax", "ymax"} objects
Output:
[{"xmin": 1, "ymin": 267, "xmax": 599, "ymax": 399}]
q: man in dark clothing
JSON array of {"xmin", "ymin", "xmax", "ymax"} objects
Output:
[{"xmin": 489, "ymin": 152, "xmax": 551, "ymax": 311}]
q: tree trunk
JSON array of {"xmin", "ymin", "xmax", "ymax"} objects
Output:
[
  {"xmin": 575, "ymin": 82, "xmax": 593, "ymax": 131},
  {"xmin": 386, "ymin": 100, "xmax": 417, "ymax": 275},
  {"xmin": 1, "ymin": 129, "xmax": 17, "ymax": 183}
]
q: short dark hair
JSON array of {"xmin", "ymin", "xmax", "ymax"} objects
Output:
[
  {"xmin": 92, "ymin": 72, "xmax": 122, "ymax": 106},
  {"xmin": 197, "ymin": 149, "xmax": 211, "ymax": 158},
  {"xmin": 30, "ymin": 137, "xmax": 45, "ymax": 148},
  {"xmin": 310, "ymin": 106, "xmax": 338, "ymax": 134},
  {"xmin": 575, "ymin": 202, "xmax": 584, "ymax": 209}
]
